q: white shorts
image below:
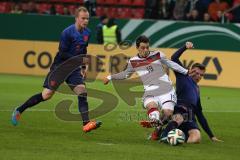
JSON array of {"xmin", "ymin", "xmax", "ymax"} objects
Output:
[{"xmin": 143, "ymin": 89, "xmax": 177, "ymax": 110}]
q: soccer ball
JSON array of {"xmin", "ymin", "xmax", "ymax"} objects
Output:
[{"xmin": 167, "ymin": 129, "xmax": 185, "ymax": 146}]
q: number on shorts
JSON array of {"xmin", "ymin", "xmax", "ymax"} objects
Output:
[
  {"xmin": 171, "ymin": 94, "xmax": 177, "ymax": 102},
  {"xmin": 146, "ymin": 65, "xmax": 154, "ymax": 73}
]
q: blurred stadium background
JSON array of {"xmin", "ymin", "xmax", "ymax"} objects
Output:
[{"xmin": 0, "ymin": 0, "xmax": 240, "ymax": 160}]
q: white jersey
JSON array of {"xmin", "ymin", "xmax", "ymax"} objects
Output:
[{"xmin": 108, "ymin": 50, "xmax": 188, "ymax": 97}]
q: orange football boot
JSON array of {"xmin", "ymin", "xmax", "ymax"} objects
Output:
[{"xmin": 83, "ymin": 121, "xmax": 102, "ymax": 132}]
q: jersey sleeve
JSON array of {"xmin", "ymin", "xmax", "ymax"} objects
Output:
[
  {"xmin": 195, "ymin": 99, "xmax": 214, "ymax": 138},
  {"xmin": 59, "ymin": 30, "xmax": 71, "ymax": 53},
  {"xmin": 159, "ymin": 51, "xmax": 188, "ymax": 75},
  {"xmin": 171, "ymin": 45, "xmax": 187, "ymax": 66},
  {"xmin": 108, "ymin": 60, "xmax": 134, "ymax": 80}
]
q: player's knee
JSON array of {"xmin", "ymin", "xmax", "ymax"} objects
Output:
[
  {"xmin": 146, "ymin": 101, "xmax": 158, "ymax": 110},
  {"xmin": 145, "ymin": 102, "xmax": 160, "ymax": 121},
  {"xmin": 188, "ymin": 136, "xmax": 201, "ymax": 144},
  {"xmin": 78, "ymin": 92, "xmax": 87, "ymax": 100},
  {"xmin": 163, "ymin": 109, "xmax": 173, "ymax": 117},
  {"xmin": 73, "ymin": 84, "xmax": 86, "ymax": 95},
  {"xmin": 162, "ymin": 101, "xmax": 174, "ymax": 115},
  {"xmin": 172, "ymin": 114, "xmax": 184, "ymax": 125},
  {"xmin": 195, "ymin": 131, "xmax": 201, "ymax": 143},
  {"xmin": 195, "ymin": 136, "xmax": 201, "ymax": 143},
  {"xmin": 42, "ymin": 89, "xmax": 54, "ymax": 100},
  {"xmin": 187, "ymin": 129, "xmax": 201, "ymax": 144}
]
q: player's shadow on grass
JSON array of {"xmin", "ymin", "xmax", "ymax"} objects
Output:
[{"xmin": 54, "ymin": 88, "xmax": 118, "ymax": 121}]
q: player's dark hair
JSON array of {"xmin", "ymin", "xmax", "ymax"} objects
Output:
[
  {"xmin": 75, "ymin": 6, "xmax": 88, "ymax": 17},
  {"xmin": 136, "ymin": 35, "xmax": 149, "ymax": 48},
  {"xmin": 191, "ymin": 63, "xmax": 206, "ymax": 70}
]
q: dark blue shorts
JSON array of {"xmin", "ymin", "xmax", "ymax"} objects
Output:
[
  {"xmin": 178, "ymin": 121, "xmax": 199, "ymax": 140},
  {"xmin": 174, "ymin": 104, "xmax": 199, "ymax": 139},
  {"xmin": 43, "ymin": 68, "xmax": 84, "ymax": 91}
]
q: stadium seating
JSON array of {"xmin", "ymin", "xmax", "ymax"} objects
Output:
[
  {"xmin": 37, "ymin": 3, "xmax": 51, "ymax": 14},
  {"xmin": 105, "ymin": 0, "xmax": 118, "ymax": 5},
  {"xmin": 50, "ymin": 0, "xmax": 83, "ymax": 3},
  {"xmin": 0, "ymin": 0, "xmax": 238, "ymax": 21},
  {"xmin": 0, "ymin": 0, "xmax": 145, "ymax": 19},
  {"xmin": 96, "ymin": 0, "xmax": 106, "ymax": 5},
  {"xmin": 131, "ymin": 8, "xmax": 144, "ymax": 18},
  {"xmin": 0, "ymin": 2, "xmax": 12, "ymax": 13},
  {"xmin": 118, "ymin": 0, "xmax": 132, "ymax": 6},
  {"xmin": 132, "ymin": 0, "xmax": 145, "ymax": 6},
  {"xmin": 68, "ymin": 5, "xmax": 76, "ymax": 15},
  {"xmin": 108, "ymin": 7, "xmax": 118, "ymax": 18},
  {"xmin": 116, "ymin": 7, "xmax": 131, "ymax": 19},
  {"xmin": 96, "ymin": 6, "xmax": 105, "ymax": 16},
  {"xmin": 55, "ymin": 4, "xmax": 64, "ymax": 15},
  {"xmin": 21, "ymin": 3, "xmax": 29, "ymax": 12}
]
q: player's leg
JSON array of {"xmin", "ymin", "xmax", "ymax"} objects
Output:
[
  {"xmin": 159, "ymin": 104, "xmax": 186, "ymax": 142},
  {"xmin": 158, "ymin": 88, "xmax": 177, "ymax": 124},
  {"xmin": 17, "ymin": 88, "xmax": 54, "ymax": 113},
  {"xmin": 187, "ymin": 129, "xmax": 201, "ymax": 143},
  {"xmin": 140, "ymin": 88, "xmax": 176, "ymax": 127},
  {"xmin": 73, "ymin": 84, "xmax": 90, "ymax": 125},
  {"xmin": 12, "ymin": 88, "xmax": 55, "ymax": 126},
  {"xmin": 161, "ymin": 101, "xmax": 175, "ymax": 123},
  {"xmin": 72, "ymin": 84, "xmax": 102, "ymax": 132},
  {"xmin": 176, "ymin": 117, "xmax": 200, "ymax": 144},
  {"xmin": 11, "ymin": 71, "xmax": 57, "ymax": 126},
  {"xmin": 160, "ymin": 113, "xmax": 184, "ymax": 142},
  {"xmin": 145, "ymin": 101, "xmax": 177, "ymax": 141},
  {"xmin": 141, "ymin": 97, "xmax": 163, "ymax": 140},
  {"xmin": 155, "ymin": 89, "xmax": 178, "ymax": 141},
  {"xmin": 180, "ymin": 107, "xmax": 201, "ymax": 143},
  {"xmin": 140, "ymin": 95, "xmax": 175, "ymax": 127},
  {"xmin": 144, "ymin": 97, "xmax": 161, "ymax": 122},
  {"xmin": 67, "ymin": 70, "xmax": 101, "ymax": 132}
]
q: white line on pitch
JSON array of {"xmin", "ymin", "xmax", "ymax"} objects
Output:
[
  {"xmin": 96, "ymin": 142, "xmax": 115, "ymax": 146},
  {"xmin": 1, "ymin": 109, "xmax": 240, "ymax": 113}
]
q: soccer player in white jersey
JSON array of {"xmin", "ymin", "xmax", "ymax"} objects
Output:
[{"xmin": 103, "ymin": 35, "xmax": 189, "ymax": 130}]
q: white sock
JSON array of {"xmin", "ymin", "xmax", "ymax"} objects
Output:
[{"xmin": 148, "ymin": 110, "xmax": 160, "ymax": 121}]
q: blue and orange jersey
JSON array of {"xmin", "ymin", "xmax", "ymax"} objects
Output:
[{"xmin": 52, "ymin": 24, "xmax": 91, "ymax": 66}]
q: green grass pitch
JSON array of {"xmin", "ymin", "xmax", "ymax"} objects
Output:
[{"xmin": 0, "ymin": 74, "xmax": 240, "ymax": 160}]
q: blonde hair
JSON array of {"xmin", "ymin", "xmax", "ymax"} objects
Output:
[{"xmin": 75, "ymin": 6, "xmax": 89, "ymax": 17}]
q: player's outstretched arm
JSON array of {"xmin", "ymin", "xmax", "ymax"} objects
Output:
[
  {"xmin": 103, "ymin": 61, "xmax": 134, "ymax": 85},
  {"xmin": 171, "ymin": 41, "xmax": 194, "ymax": 65},
  {"xmin": 103, "ymin": 76, "xmax": 110, "ymax": 85},
  {"xmin": 195, "ymin": 101, "xmax": 223, "ymax": 142},
  {"xmin": 160, "ymin": 52, "xmax": 189, "ymax": 75}
]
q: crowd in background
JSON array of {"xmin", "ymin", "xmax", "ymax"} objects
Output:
[
  {"xmin": 0, "ymin": 0, "xmax": 240, "ymax": 23},
  {"xmin": 145, "ymin": 0, "xmax": 240, "ymax": 23}
]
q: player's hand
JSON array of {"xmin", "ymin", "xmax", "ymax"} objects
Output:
[
  {"xmin": 81, "ymin": 69, "xmax": 87, "ymax": 78},
  {"xmin": 103, "ymin": 77, "xmax": 110, "ymax": 85},
  {"xmin": 187, "ymin": 68, "xmax": 197, "ymax": 77},
  {"xmin": 82, "ymin": 57, "xmax": 89, "ymax": 65},
  {"xmin": 211, "ymin": 136, "xmax": 224, "ymax": 142},
  {"xmin": 185, "ymin": 42, "xmax": 194, "ymax": 49},
  {"xmin": 81, "ymin": 64, "xmax": 88, "ymax": 79}
]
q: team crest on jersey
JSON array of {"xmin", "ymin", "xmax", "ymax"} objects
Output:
[{"xmin": 83, "ymin": 35, "xmax": 89, "ymax": 42}]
